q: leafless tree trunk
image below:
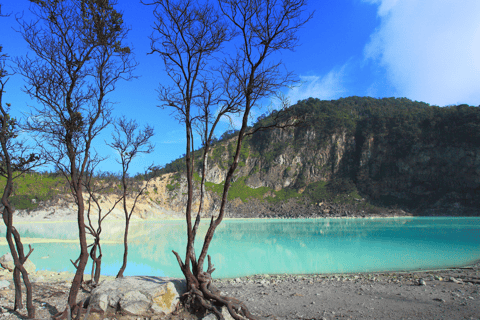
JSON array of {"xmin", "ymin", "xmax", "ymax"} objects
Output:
[
  {"xmin": 107, "ymin": 117, "xmax": 154, "ymax": 278},
  {"xmin": 194, "ymin": 0, "xmax": 311, "ymax": 283},
  {"xmin": 147, "ymin": 0, "xmax": 310, "ymax": 318},
  {"xmin": 0, "ymin": 42, "xmax": 41, "ymax": 318},
  {"xmin": 83, "ymin": 157, "xmax": 123, "ymax": 285},
  {"xmin": 15, "ymin": 0, "xmax": 136, "ymax": 317}
]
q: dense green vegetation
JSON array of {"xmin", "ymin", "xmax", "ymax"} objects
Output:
[
  {"xmin": 0, "ymin": 171, "xmax": 131, "ymax": 210},
  {"xmin": 251, "ymin": 96, "xmax": 480, "ymax": 158},
  {"xmin": 7, "ymin": 97, "xmax": 480, "ymax": 211},
  {"xmin": 157, "ymin": 96, "xmax": 480, "ymax": 209},
  {"xmin": 161, "ymin": 96, "xmax": 480, "ymax": 175},
  {"xmin": 0, "ymin": 172, "xmax": 65, "ymax": 210}
]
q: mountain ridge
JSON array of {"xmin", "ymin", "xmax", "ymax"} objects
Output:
[
  {"xmin": 156, "ymin": 96, "xmax": 480, "ymax": 217},
  {"xmin": 7, "ymin": 96, "xmax": 480, "ymax": 219}
]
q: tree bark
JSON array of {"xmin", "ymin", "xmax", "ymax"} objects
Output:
[
  {"xmin": 117, "ymin": 218, "xmax": 130, "ymax": 278},
  {"xmin": 66, "ymin": 187, "xmax": 89, "ymax": 315}
]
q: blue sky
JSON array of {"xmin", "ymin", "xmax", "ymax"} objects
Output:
[{"xmin": 2, "ymin": 0, "xmax": 480, "ymax": 174}]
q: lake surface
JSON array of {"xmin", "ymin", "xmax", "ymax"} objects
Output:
[{"xmin": 1, "ymin": 217, "xmax": 480, "ymax": 278}]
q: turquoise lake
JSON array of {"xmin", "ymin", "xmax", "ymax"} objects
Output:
[{"xmin": 1, "ymin": 217, "xmax": 480, "ymax": 278}]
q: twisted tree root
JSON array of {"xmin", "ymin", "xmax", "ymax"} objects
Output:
[
  {"xmin": 54, "ymin": 298, "xmax": 90, "ymax": 320},
  {"xmin": 197, "ymin": 271, "xmax": 256, "ymax": 320}
]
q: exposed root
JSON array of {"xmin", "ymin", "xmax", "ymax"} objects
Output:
[
  {"xmin": 198, "ymin": 272, "xmax": 256, "ymax": 320},
  {"xmin": 180, "ymin": 288, "xmax": 223, "ymax": 320},
  {"xmin": 53, "ymin": 298, "xmax": 89, "ymax": 320}
]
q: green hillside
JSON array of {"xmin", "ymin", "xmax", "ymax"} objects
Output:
[
  {"xmin": 0, "ymin": 172, "xmax": 65, "ymax": 210},
  {"xmin": 158, "ymin": 96, "xmax": 480, "ymax": 213},
  {"xmin": 5, "ymin": 96, "xmax": 480, "ymax": 214}
]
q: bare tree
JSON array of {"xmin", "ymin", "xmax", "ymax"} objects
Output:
[
  {"xmin": 0, "ymin": 29, "xmax": 41, "ymax": 319},
  {"xmin": 15, "ymin": 0, "xmax": 136, "ymax": 317},
  {"xmin": 107, "ymin": 116, "xmax": 154, "ymax": 278},
  {"xmin": 149, "ymin": 0, "xmax": 311, "ymax": 319},
  {"xmin": 145, "ymin": 0, "xmax": 244, "ymax": 317},
  {"xmin": 83, "ymin": 156, "xmax": 123, "ymax": 286}
]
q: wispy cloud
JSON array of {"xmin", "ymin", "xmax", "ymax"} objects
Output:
[
  {"xmin": 364, "ymin": 0, "xmax": 480, "ymax": 106},
  {"xmin": 160, "ymin": 129, "xmax": 186, "ymax": 144},
  {"xmin": 216, "ymin": 64, "xmax": 349, "ymax": 131},
  {"xmin": 285, "ymin": 65, "xmax": 349, "ymax": 104}
]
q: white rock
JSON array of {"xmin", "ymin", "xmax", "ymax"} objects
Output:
[
  {"xmin": 202, "ymin": 306, "xmax": 235, "ymax": 320},
  {"xmin": 0, "ymin": 280, "xmax": 10, "ymax": 289},
  {"xmin": 0, "ymin": 253, "xmax": 36, "ymax": 274},
  {"xmin": 0, "ymin": 253, "xmax": 13, "ymax": 263},
  {"xmin": 97, "ymin": 293, "xmax": 109, "ymax": 312},
  {"xmin": 449, "ymin": 277, "xmax": 463, "ymax": 284},
  {"xmin": 89, "ymin": 276, "xmax": 186, "ymax": 316},
  {"xmin": 120, "ymin": 291, "xmax": 150, "ymax": 315}
]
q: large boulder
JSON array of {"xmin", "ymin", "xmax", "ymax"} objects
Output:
[
  {"xmin": 0, "ymin": 253, "xmax": 36, "ymax": 274},
  {"xmin": 88, "ymin": 276, "xmax": 186, "ymax": 317}
]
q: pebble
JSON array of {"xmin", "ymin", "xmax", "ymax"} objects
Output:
[
  {"xmin": 449, "ymin": 277, "xmax": 463, "ymax": 284},
  {"xmin": 0, "ymin": 280, "xmax": 10, "ymax": 289}
]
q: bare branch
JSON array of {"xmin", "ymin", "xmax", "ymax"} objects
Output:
[
  {"xmin": 14, "ymin": 0, "xmax": 137, "ymax": 315},
  {"xmin": 148, "ymin": 1, "xmax": 311, "ymax": 319},
  {"xmin": 108, "ymin": 117, "xmax": 154, "ymax": 278}
]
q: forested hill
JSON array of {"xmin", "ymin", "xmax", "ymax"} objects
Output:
[
  {"xmin": 6, "ymin": 97, "xmax": 480, "ymax": 217},
  {"xmin": 157, "ymin": 96, "xmax": 480, "ymax": 216}
]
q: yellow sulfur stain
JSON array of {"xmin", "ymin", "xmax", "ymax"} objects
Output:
[{"xmin": 153, "ymin": 282, "xmax": 176, "ymax": 311}]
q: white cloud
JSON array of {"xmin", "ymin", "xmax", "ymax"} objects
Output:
[
  {"xmin": 364, "ymin": 0, "xmax": 480, "ymax": 106},
  {"xmin": 285, "ymin": 65, "xmax": 349, "ymax": 105},
  {"xmin": 160, "ymin": 129, "xmax": 186, "ymax": 144},
  {"xmin": 215, "ymin": 65, "xmax": 349, "ymax": 131}
]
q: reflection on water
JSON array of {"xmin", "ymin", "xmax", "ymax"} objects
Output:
[{"xmin": 1, "ymin": 217, "xmax": 480, "ymax": 278}]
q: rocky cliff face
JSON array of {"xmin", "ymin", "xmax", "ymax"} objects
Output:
[{"xmin": 186, "ymin": 97, "xmax": 480, "ymax": 217}]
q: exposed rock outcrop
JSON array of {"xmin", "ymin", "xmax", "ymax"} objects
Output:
[{"xmin": 87, "ymin": 276, "xmax": 186, "ymax": 317}]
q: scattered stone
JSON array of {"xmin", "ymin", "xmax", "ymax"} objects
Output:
[
  {"xmin": 433, "ymin": 298, "xmax": 445, "ymax": 302},
  {"xmin": 418, "ymin": 279, "xmax": 427, "ymax": 286},
  {"xmin": 449, "ymin": 277, "xmax": 463, "ymax": 284}
]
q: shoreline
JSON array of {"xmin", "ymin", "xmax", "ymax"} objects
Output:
[
  {"xmin": 1, "ymin": 263, "xmax": 479, "ymax": 319},
  {"xmin": 8, "ymin": 213, "xmax": 480, "ymax": 224}
]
